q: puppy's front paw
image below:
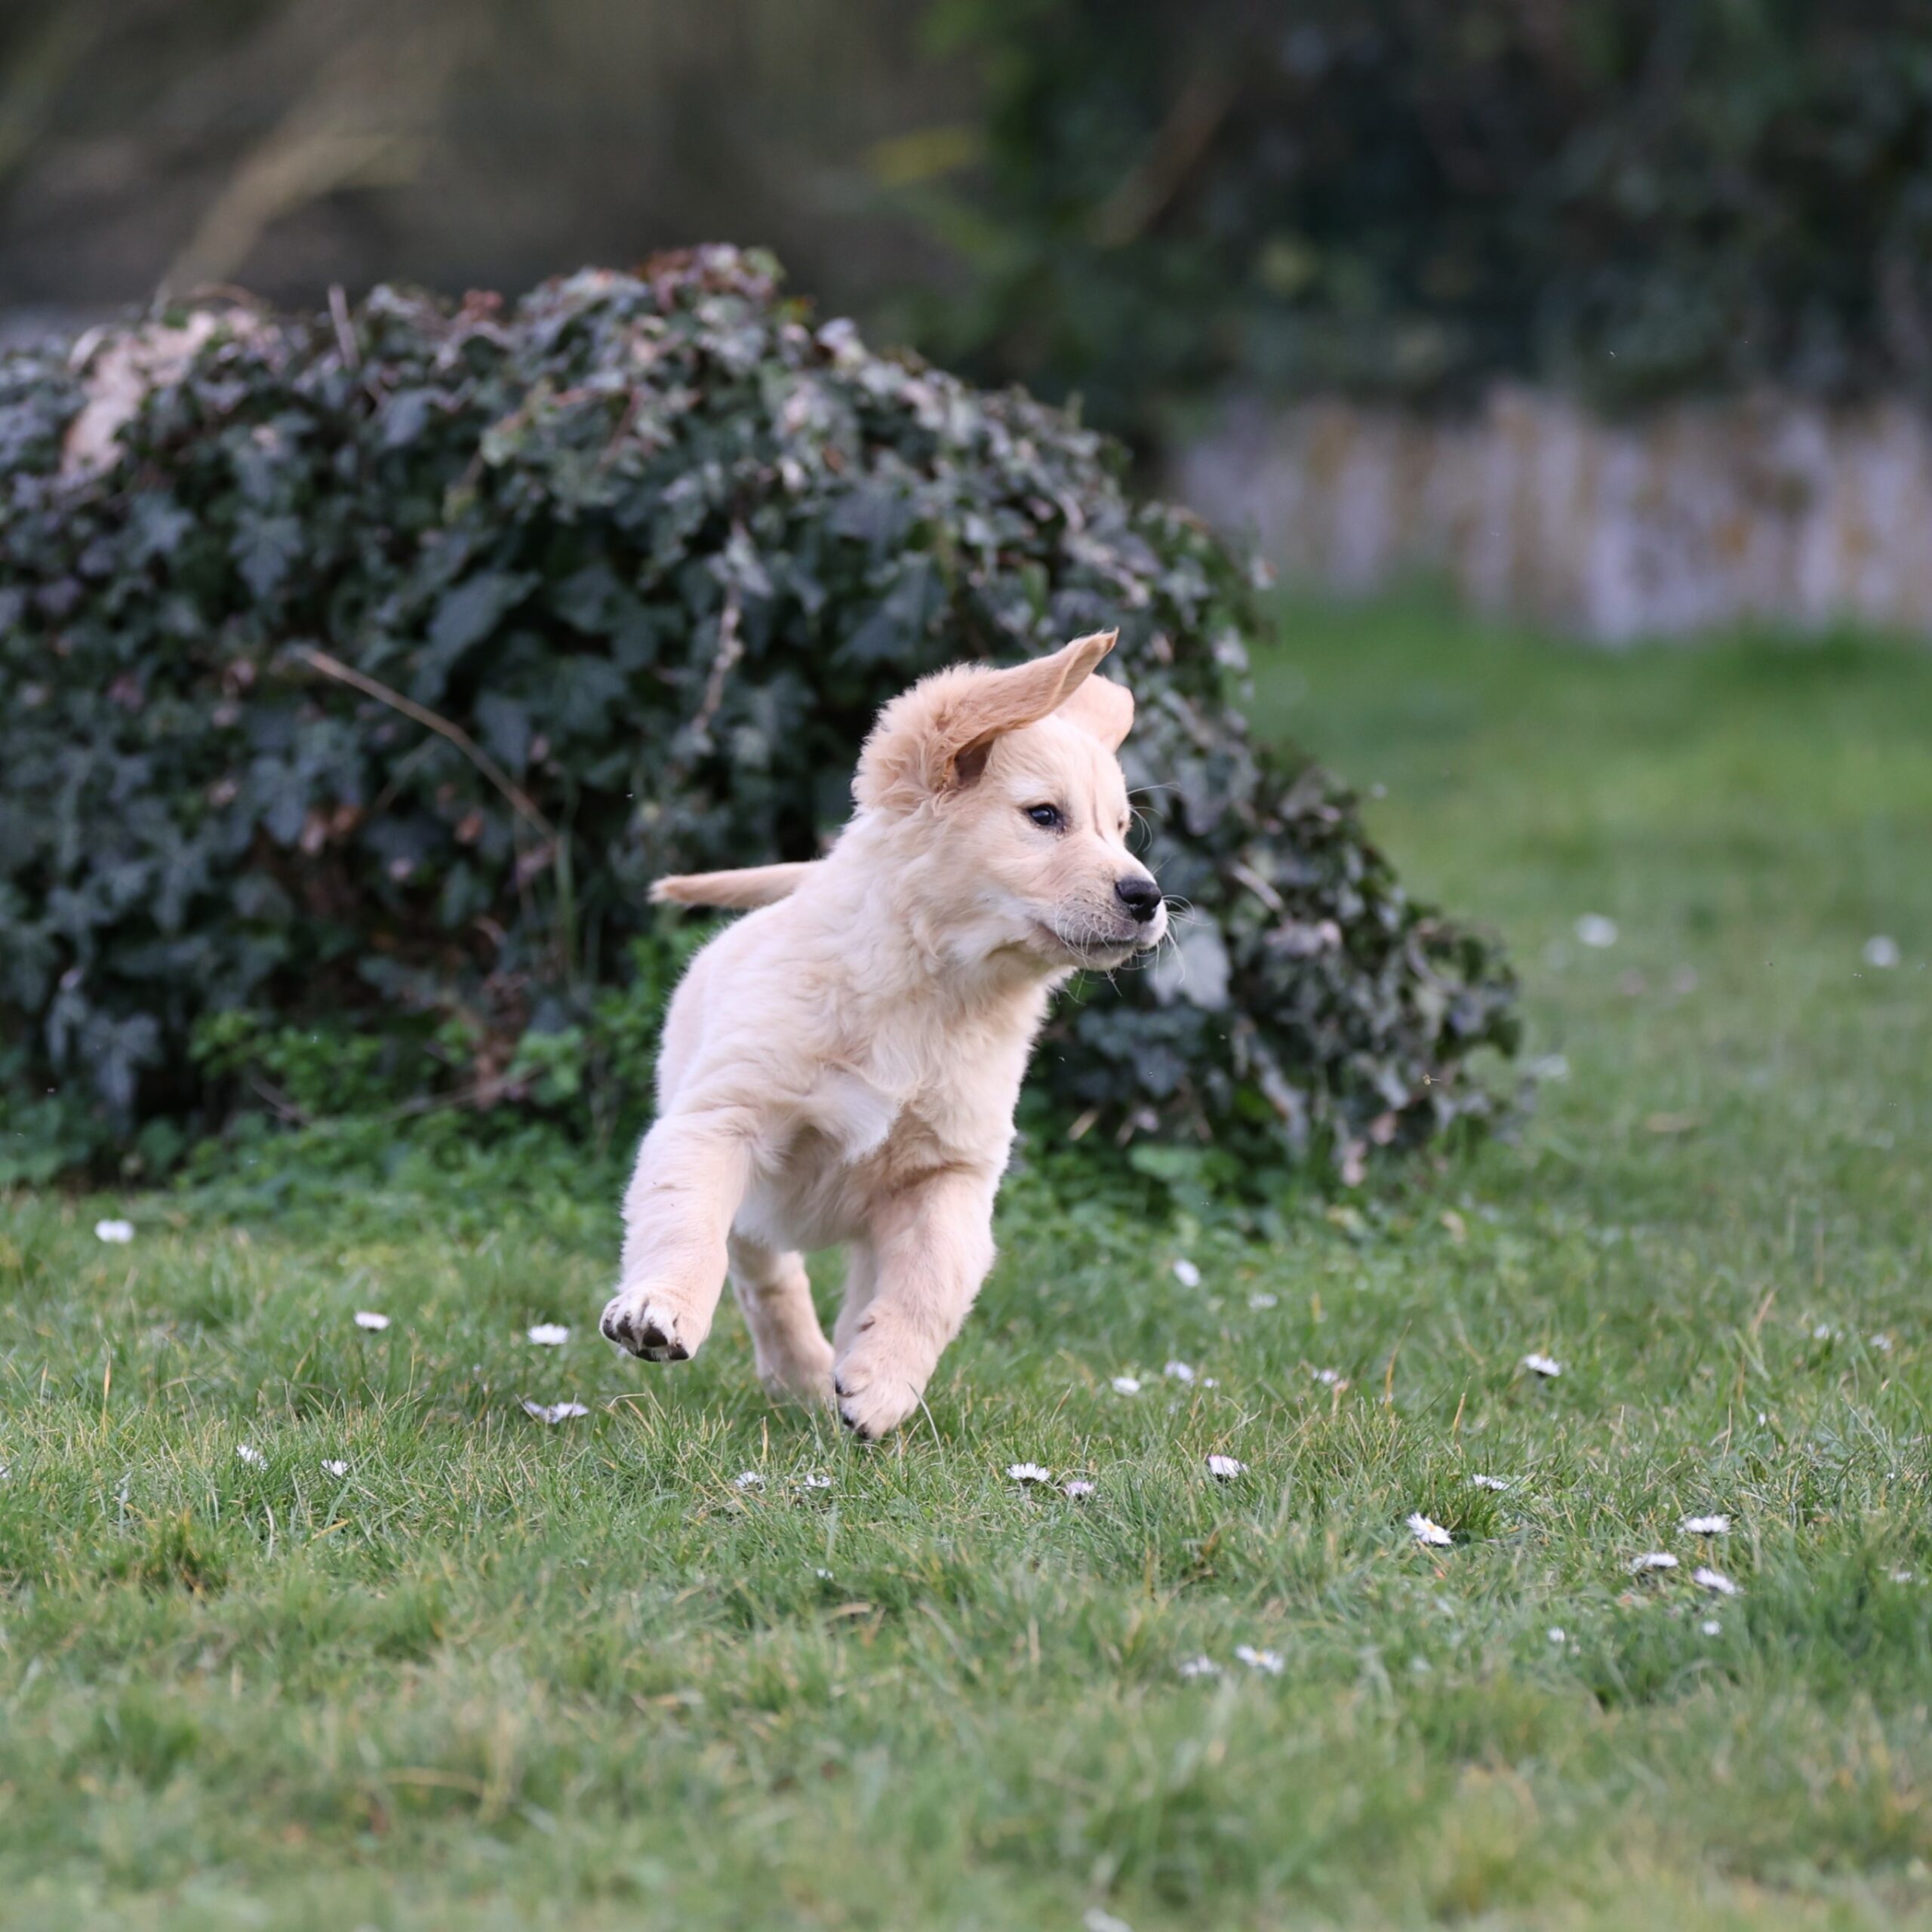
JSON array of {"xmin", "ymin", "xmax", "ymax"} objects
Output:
[
  {"xmin": 600, "ymin": 1289, "xmax": 707, "ymax": 1362},
  {"xmin": 833, "ymin": 1371, "xmax": 921, "ymax": 1441},
  {"xmin": 832, "ymin": 1334, "xmax": 926, "ymax": 1441}
]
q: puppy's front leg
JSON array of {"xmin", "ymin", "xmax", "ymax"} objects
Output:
[
  {"xmin": 601, "ymin": 1106, "xmax": 754, "ymax": 1362},
  {"xmin": 835, "ymin": 1168, "xmax": 999, "ymax": 1440}
]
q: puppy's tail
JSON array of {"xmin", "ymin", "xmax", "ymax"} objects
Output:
[{"xmin": 648, "ymin": 861, "xmax": 817, "ymax": 909}]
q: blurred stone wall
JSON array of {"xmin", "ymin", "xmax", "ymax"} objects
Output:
[{"xmin": 1176, "ymin": 390, "xmax": 1932, "ymax": 642}]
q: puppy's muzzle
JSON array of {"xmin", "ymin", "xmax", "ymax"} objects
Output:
[{"xmin": 1114, "ymin": 875, "xmax": 1163, "ymax": 925}]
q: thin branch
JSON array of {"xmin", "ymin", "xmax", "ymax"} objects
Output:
[
  {"xmin": 248, "ymin": 1072, "xmax": 312, "ymax": 1126},
  {"xmin": 328, "ymin": 282, "xmax": 359, "ymax": 369},
  {"xmin": 1090, "ymin": 66, "xmax": 1237, "ymax": 249},
  {"xmin": 289, "ymin": 644, "xmax": 555, "ymax": 839},
  {"xmin": 690, "ymin": 575, "xmax": 745, "ymax": 744}
]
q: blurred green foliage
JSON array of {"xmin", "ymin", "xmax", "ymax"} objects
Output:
[{"xmin": 904, "ymin": 0, "xmax": 1932, "ymax": 442}]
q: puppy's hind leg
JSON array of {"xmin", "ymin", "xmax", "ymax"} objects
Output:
[
  {"xmin": 602, "ymin": 1106, "xmax": 753, "ymax": 1363},
  {"xmin": 729, "ymin": 1233, "xmax": 835, "ymax": 1404}
]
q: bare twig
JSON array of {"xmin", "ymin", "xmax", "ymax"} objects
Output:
[
  {"xmin": 690, "ymin": 577, "xmax": 745, "ymax": 744},
  {"xmin": 162, "ymin": 6, "xmax": 477, "ymax": 291},
  {"xmin": 290, "ymin": 645, "xmax": 554, "ymax": 839},
  {"xmin": 1229, "ymin": 860, "xmax": 1284, "ymax": 912},
  {"xmin": 254, "ymin": 1078, "xmax": 497, "ymax": 1138},
  {"xmin": 1090, "ymin": 67, "xmax": 1236, "ymax": 249},
  {"xmin": 247, "ymin": 1072, "xmax": 312, "ymax": 1127},
  {"xmin": 328, "ymin": 283, "xmax": 359, "ymax": 370}
]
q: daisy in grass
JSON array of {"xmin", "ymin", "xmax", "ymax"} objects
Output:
[{"xmin": 521, "ymin": 1399, "xmax": 589, "ymax": 1425}]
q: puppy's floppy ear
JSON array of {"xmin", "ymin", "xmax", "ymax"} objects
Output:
[
  {"xmin": 855, "ymin": 630, "xmax": 1118, "ymax": 810},
  {"xmin": 1055, "ymin": 670, "xmax": 1134, "ymax": 751}
]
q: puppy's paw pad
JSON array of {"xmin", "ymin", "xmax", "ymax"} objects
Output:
[{"xmin": 600, "ymin": 1294, "xmax": 695, "ymax": 1361}]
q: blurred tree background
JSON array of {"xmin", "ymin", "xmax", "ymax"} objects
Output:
[
  {"xmin": 6, "ymin": 0, "xmax": 1932, "ymax": 454},
  {"xmin": 0, "ymin": 0, "xmax": 964, "ymax": 346},
  {"xmin": 906, "ymin": 0, "xmax": 1932, "ymax": 445}
]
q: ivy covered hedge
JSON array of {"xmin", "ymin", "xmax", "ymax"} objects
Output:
[{"xmin": 0, "ymin": 247, "xmax": 1517, "ymax": 1184}]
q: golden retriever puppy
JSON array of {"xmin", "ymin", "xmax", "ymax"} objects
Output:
[{"xmin": 601, "ymin": 629, "xmax": 1166, "ymax": 1438}]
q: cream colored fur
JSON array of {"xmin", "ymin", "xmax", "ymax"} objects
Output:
[{"xmin": 601, "ymin": 630, "xmax": 1167, "ymax": 1438}]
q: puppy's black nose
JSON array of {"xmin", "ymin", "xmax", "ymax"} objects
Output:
[{"xmin": 1115, "ymin": 875, "xmax": 1163, "ymax": 924}]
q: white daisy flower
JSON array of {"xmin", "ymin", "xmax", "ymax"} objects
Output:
[
  {"xmin": 353, "ymin": 1310, "xmax": 390, "ymax": 1331},
  {"xmin": 1547, "ymin": 1627, "xmax": 1566, "ymax": 1645},
  {"xmin": 93, "ymin": 1219, "xmax": 135, "ymax": 1244},
  {"xmin": 1521, "ymin": 1352, "xmax": 1563, "ymax": 1378},
  {"xmin": 1629, "ymin": 1552, "xmax": 1678, "ymax": 1574},
  {"xmin": 1700, "ymin": 1619, "xmax": 1722, "ymax": 1636},
  {"xmin": 1890, "ymin": 1569, "xmax": 1917, "ymax": 1585},
  {"xmin": 1470, "ymin": 1474, "xmax": 1511, "ymax": 1491},
  {"xmin": 1163, "ymin": 1360, "xmax": 1196, "ymax": 1384},
  {"xmin": 798, "ymin": 1474, "xmax": 834, "ymax": 1491},
  {"xmin": 1110, "ymin": 1375, "xmax": 1143, "ymax": 1395},
  {"xmin": 521, "ymin": 1399, "xmax": 589, "ymax": 1425},
  {"xmin": 814, "ymin": 1567, "xmax": 835, "ymax": 1581},
  {"xmin": 1871, "ymin": 1333, "xmax": 1894, "ymax": 1352},
  {"xmin": 1813, "ymin": 1323, "xmax": 1835, "ymax": 1341},
  {"xmin": 1692, "ymin": 1566, "xmax": 1740, "ymax": 1597},
  {"xmin": 1407, "ymin": 1512, "xmax": 1453, "ymax": 1547},
  {"xmin": 1206, "ymin": 1454, "xmax": 1245, "ymax": 1481},
  {"xmin": 1234, "ymin": 1644, "xmax": 1284, "ymax": 1675},
  {"xmin": 527, "ymin": 1323, "xmax": 570, "ymax": 1346},
  {"xmin": 1007, "ymin": 1463, "xmax": 1052, "ymax": 1484},
  {"xmin": 1248, "ymin": 1292, "xmax": 1278, "ymax": 1310},
  {"xmin": 1680, "ymin": 1514, "xmax": 1730, "ymax": 1536},
  {"xmin": 1172, "ymin": 1258, "xmax": 1202, "ymax": 1288},
  {"xmin": 1177, "ymin": 1654, "xmax": 1221, "ymax": 1680},
  {"xmin": 237, "ymin": 1444, "xmax": 266, "ymax": 1468},
  {"xmin": 1312, "ymin": 1367, "xmax": 1345, "ymax": 1387},
  {"xmin": 1063, "ymin": 1479, "xmax": 1097, "ymax": 1500},
  {"xmin": 321, "ymin": 1460, "xmax": 349, "ymax": 1478},
  {"xmin": 1576, "ymin": 914, "xmax": 1619, "ymax": 949},
  {"xmin": 1863, "ymin": 935, "xmax": 1901, "ymax": 969},
  {"xmin": 732, "ymin": 1471, "xmax": 764, "ymax": 1491}
]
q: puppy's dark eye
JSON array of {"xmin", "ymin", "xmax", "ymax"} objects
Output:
[{"xmin": 1024, "ymin": 804, "xmax": 1063, "ymax": 830}]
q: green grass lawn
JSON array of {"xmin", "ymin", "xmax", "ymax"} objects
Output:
[{"xmin": 5, "ymin": 601, "xmax": 1931, "ymax": 1930}]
